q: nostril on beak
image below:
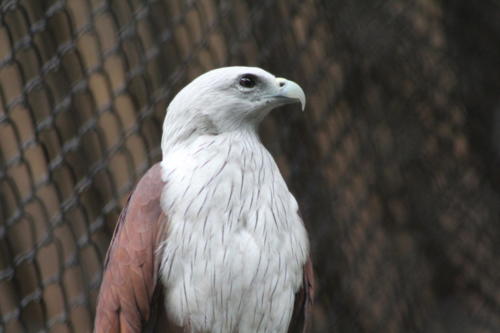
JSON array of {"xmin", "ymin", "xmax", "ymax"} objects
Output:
[{"xmin": 276, "ymin": 77, "xmax": 287, "ymax": 88}]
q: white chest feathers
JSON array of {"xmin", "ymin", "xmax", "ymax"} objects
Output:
[{"xmin": 159, "ymin": 133, "xmax": 309, "ymax": 333}]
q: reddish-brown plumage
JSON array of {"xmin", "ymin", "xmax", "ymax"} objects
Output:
[
  {"xmin": 94, "ymin": 162, "xmax": 314, "ymax": 332},
  {"xmin": 289, "ymin": 259, "xmax": 315, "ymax": 333},
  {"xmin": 94, "ymin": 163, "xmax": 168, "ymax": 333}
]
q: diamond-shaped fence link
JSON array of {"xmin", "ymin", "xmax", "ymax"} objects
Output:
[{"xmin": 1, "ymin": 0, "xmax": 499, "ymax": 332}]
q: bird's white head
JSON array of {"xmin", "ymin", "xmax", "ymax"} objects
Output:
[{"xmin": 161, "ymin": 66, "xmax": 305, "ymax": 154}]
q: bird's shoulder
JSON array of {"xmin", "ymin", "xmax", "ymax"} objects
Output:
[{"xmin": 94, "ymin": 162, "xmax": 170, "ymax": 332}]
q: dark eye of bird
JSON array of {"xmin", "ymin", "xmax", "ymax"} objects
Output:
[{"xmin": 239, "ymin": 74, "xmax": 257, "ymax": 88}]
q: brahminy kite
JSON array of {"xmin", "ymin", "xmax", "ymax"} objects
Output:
[{"xmin": 94, "ymin": 67, "xmax": 314, "ymax": 333}]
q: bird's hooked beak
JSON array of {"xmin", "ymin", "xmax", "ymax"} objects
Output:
[{"xmin": 273, "ymin": 78, "xmax": 306, "ymax": 111}]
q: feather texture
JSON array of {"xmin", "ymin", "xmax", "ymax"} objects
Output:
[
  {"xmin": 160, "ymin": 129, "xmax": 310, "ymax": 333},
  {"xmin": 94, "ymin": 163, "xmax": 169, "ymax": 332}
]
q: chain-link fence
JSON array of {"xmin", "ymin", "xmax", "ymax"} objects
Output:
[{"xmin": 1, "ymin": 0, "xmax": 500, "ymax": 332}]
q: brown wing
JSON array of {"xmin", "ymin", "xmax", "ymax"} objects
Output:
[
  {"xmin": 288, "ymin": 258, "xmax": 315, "ymax": 333},
  {"xmin": 94, "ymin": 163, "xmax": 168, "ymax": 333}
]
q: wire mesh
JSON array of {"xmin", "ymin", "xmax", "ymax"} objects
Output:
[{"xmin": 1, "ymin": 0, "xmax": 500, "ymax": 332}]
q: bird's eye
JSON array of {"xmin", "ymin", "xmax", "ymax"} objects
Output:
[{"xmin": 239, "ymin": 74, "xmax": 257, "ymax": 88}]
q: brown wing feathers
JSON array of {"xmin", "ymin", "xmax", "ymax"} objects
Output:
[
  {"xmin": 289, "ymin": 258, "xmax": 316, "ymax": 333},
  {"xmin": 94, "ymin": 163, "xmax": 167, "ymax": 333}
]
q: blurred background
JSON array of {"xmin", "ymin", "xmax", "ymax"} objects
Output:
[{"xmin": 1, "ymin": 0, "xmax": 500, "ymax": 332}]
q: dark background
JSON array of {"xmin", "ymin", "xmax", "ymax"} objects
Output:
[{"xmin": 1, "ymin": 0, "xmax": 499, "ymax": 332}]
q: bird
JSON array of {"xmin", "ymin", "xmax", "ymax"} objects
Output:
[{"xmin": 94, "ymin": 66, "xmax": 314, "ymax": 333}]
